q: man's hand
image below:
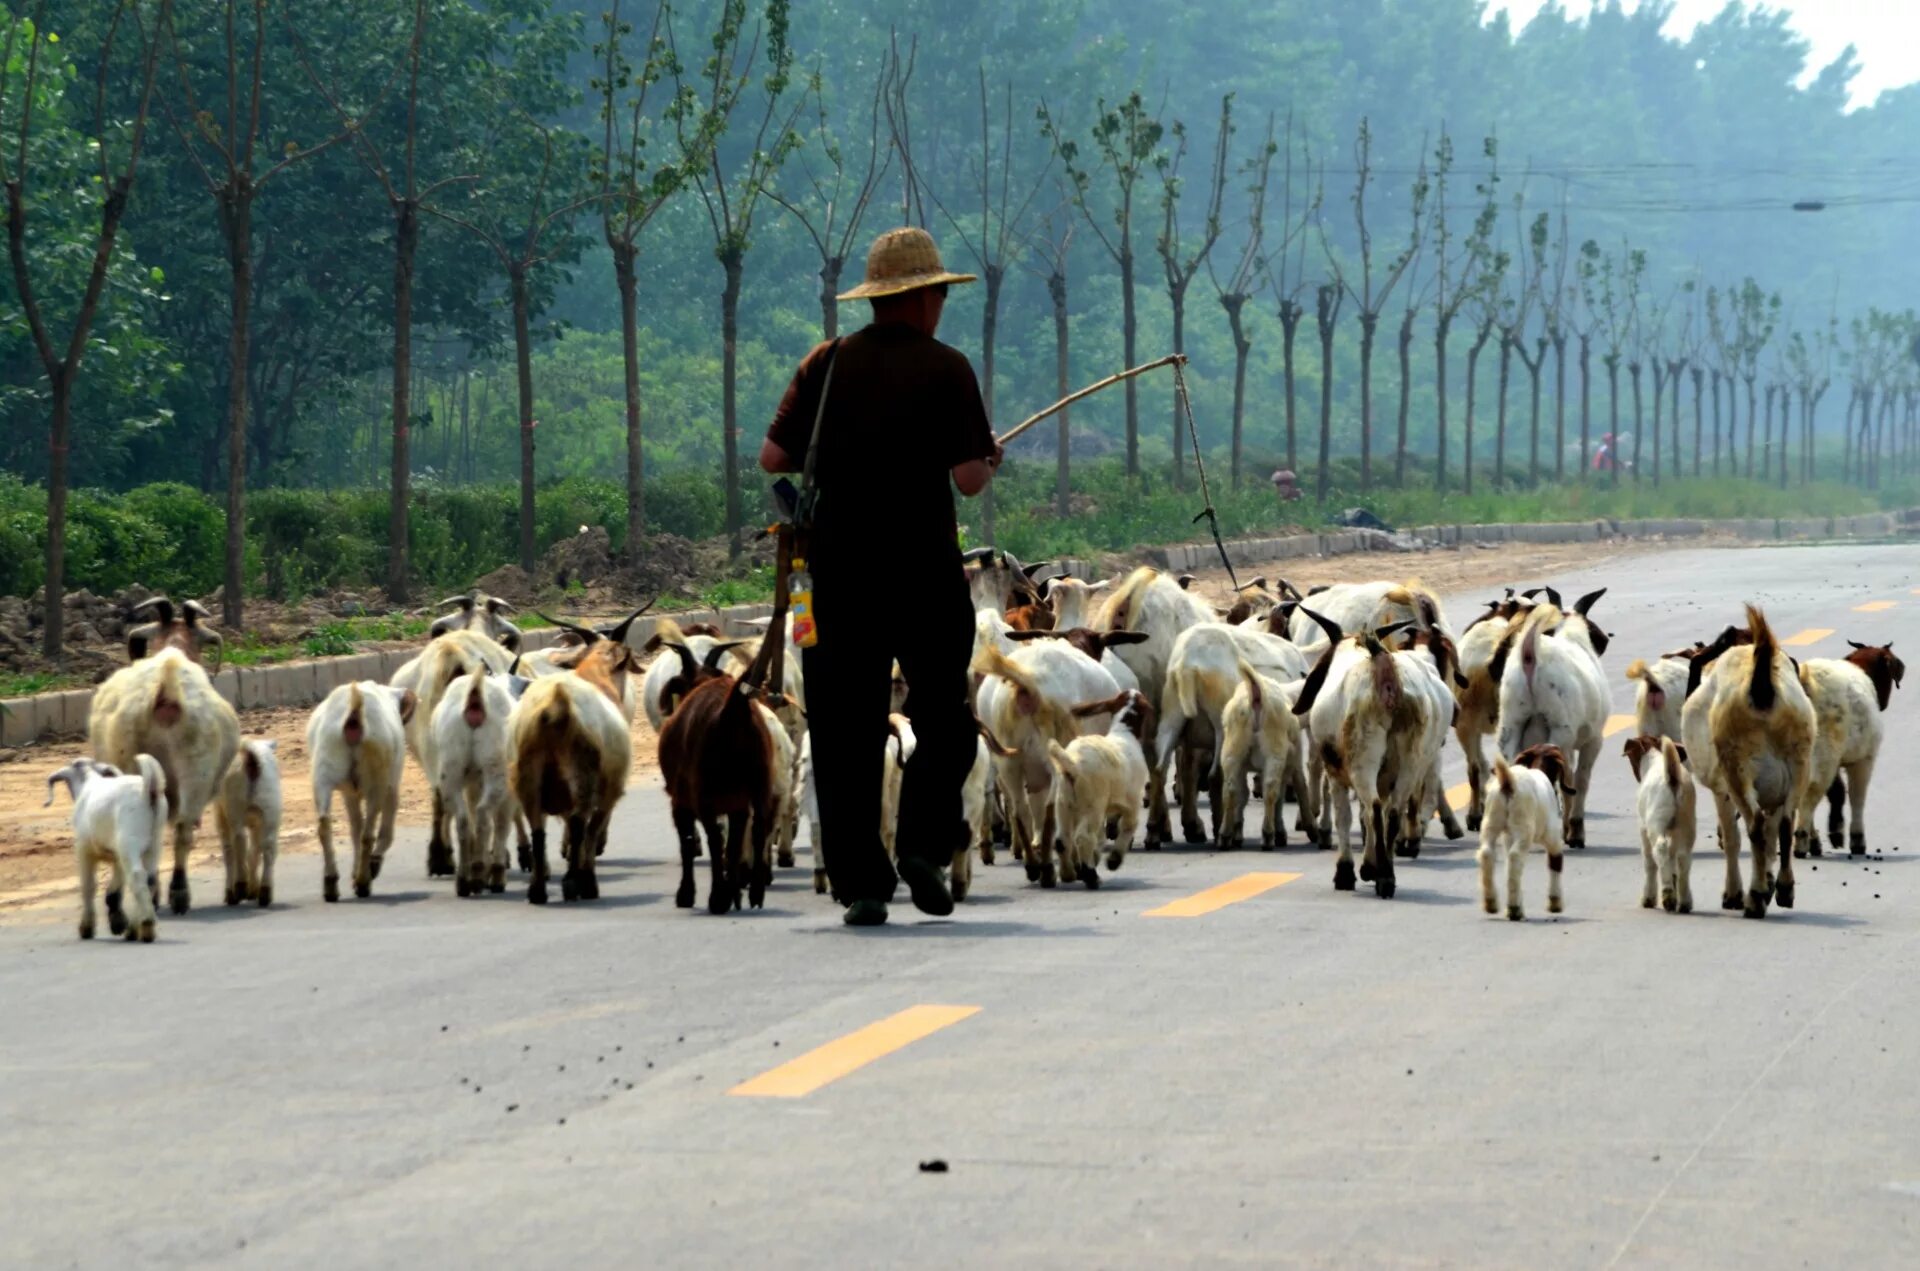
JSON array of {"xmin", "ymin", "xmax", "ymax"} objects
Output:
[{"xmin": 986, "ymin": 441, "xmax": 1006, "ymax": 471}]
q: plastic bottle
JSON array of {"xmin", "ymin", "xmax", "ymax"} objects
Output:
[{"xmin": 790, "ymin": 558, "xmax": 817, "ymax": 648}]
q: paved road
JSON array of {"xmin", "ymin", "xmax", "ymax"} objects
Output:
[{"xmin": 5, "ymin": 543, "xmax": 1919, "ymax": 1269}]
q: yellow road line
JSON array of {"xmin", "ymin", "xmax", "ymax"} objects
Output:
[
  {"xmin": 1143, "ymin": 871, "xmax": 1300, "ymax": 918},
  {"xmin": 1853, "ymin": 601, "xmax": 1897, "ymax": 613},
  {"xmin": 730, "ymin": 1005, "xmax": 980, "ymax": 1099},
  {"xmin": 1783, "ymin": 627, "xmax": 1833, "ymax": 647},
  {"xmin": 1603, "ymin": 714, "xmax": 1637, "ymax": 738},
  {"xmin": 1446, "ymin": 782, "xmax": 1472, "ymax": 812}
]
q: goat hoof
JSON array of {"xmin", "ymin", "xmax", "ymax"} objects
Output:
[
  {"xmin": 427, "ymin": 842, "xmax": 453, "ymax": 877},
  {"xmin": 1077, "ymin": 864, "xmax": 1100, "ymax": 889},
  {"xmin": 674, "ymin": 882, "xmax": 694, "ymax": 908},
  {"xmin": 561, "ymin": 873, "xmax": 579, "ymax": 903},
  {"xmin": 516, "ymin": 845, "xmax": 532, "ymax": 872},
  {"xmin": 256, "ymin": 885, "xmax": 272, "ymax": 908},
  {"xmin": 1548, "ymin": 897, "xmax": 1563, "ymax": 914},
  {"xmin": 950, "ymin": 877, "xmax": 969, "ymax": 903},
  {"xmin": 78, "ymin": 921, "xmax": 95, "ymax": 940},
  {"xmin": 1679, "ymin": 899, "xmax": 1693, "ymax": 914},
  {"xmin": 594, "ymin": 842, "xmax": 605, "ymax": 858},
  {"xmin": 1775, "ymin": 880, "xmax": 1795, "ymax": 909},
  {"xmin": 224, "ymin": 884, "xmax": 242, "ymax": 906},
  {"xmin": 708, "ymin": 885, "xmax": 733, "ymax": 916},
  {"xmin": 169, "ymin": 878, "xmax": 190, "ymax": 915},
  {"xmin": 582, "ymin": 873, "xmax": 600, "ymax": 901},
  {"xmin": 1792, "ymin": 846, "xmax": 1807, "ymax": 860},
  {"xmin": 1375, "ymin": 874, "xmax": 1397, "ymax": 900},
  {"xmin": 353, "ymin": 880, "xmax": 371, "ymax": 900},
  {"xmin": 1828, "ymin": 831, "xmax": 1845, "ymax": 850},
  {"xmin": 1507, "ymin": 906, "xmax": 1523, "ymax": 921},
  {"xmin": 1483, "ymin": 896, "xmax": 1498, "ymax": 915},
  {"xmin": 1660, "ymin": 891, "xmax": 1676, "ymax": 913},
  {"xmin": 1261, "ymin": 834, "xmax": 1277, "ymax": 851},
  {"xmin": 1466, "ymin": 812, "xmax": 1482, "ymax": 832},
  {"xmin": 107, "ymin": 906, "xmax": 129, "ymax": 937},
  {"xmin": 1396, "ymin": 841, "xmax": 1420, "ymax": 860},
  {"xmin": 487, "ymin": 866, "xmax": 505, "ymax": 894},
  {"xmin": 1105, "ymin": 850, "xmax": 1124, "ymax": 872},
  {"xmin": 749, "ymin": 883, "xmax": 767, "ymax": 909},
  {"xmin": 1722, "ymin": 892, "xmax": 1742, "ymax": 911},
  {"xmin": 528, "ymin": 882, "xmax": 548, "ymax": 905},
  {"xmin": 1024, "ymin": 860, "xmax": 1041, "ymax": 883},
  {"xmin": 1442, "ymin": 820, "xmax": 1465, "ymax": 842},
  {"xmin": 1039, "ymin": 864, "xmax": 1057, "ymax": 889},
  {"xmin": 1359, "ymin": 859, "xmax": 1376, "ymax": 883},
  {"xmin": 1182, "ymin": 825, "xmax": 1208, "ymax": 846},
  {"xmin": 323, "ymin": 876, "xmax": 340, "ymax": 903},
  {"xmin": 456, "ymin": 876, "xmax": 473, "ymax": 898},
  {"xmin": 1743, "ymin": 891, "xmax": 1769, "ymax": 919},
  {"xmin": 137, "ymin": 920, "xmax": 156, "ymax": 943},
  {"xmin": 812, "ymin": 869, "xmax": 827, "ymax": 895},
  {"xmin": 1849, "ymin": 833, "xmax": 1866, "ymax": 857},
  {"xmin": 1806, "ymin": 843, "xmax": 1823, "ymax": 858},
  {"xmin": 1219, "ymin": 834, "xmax": 1242, "ymax": 850},
  {"xmin": 1333, "ymin": 860, "xmax": 1357, "ymax": 891},
  {"xmin": 979, "ymin": 845, "xmax": 995, "ymax": 866}
]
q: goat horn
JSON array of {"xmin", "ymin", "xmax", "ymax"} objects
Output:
[
  {"xmin": 959, "ymin": 547, "xmax": 995, "ymax": 565},
  {"xmin": 1297, "ymin": 605, "xmax": 1344, "ymax": 646},
  {"xmin": 600, "ymin": 597, "xmax": 659, "ymax": 644},
  {"xmin": 485, "ymin": 596, "xmax": 517, "ymax": 614},
  {"xmin": 533, "ymin": 612, "xmax": 600, "ymax": 644},
  {"xmin": 200, "ymin": 626, "xmax": 225, "ymax": 676},
  {"xmin": 129, "ymin": 596, "xmax": 175, "ymax": 622},
  {"xmin": 437, "ymin": 594, "xmax": 476, "ymax": 610},
  {"xmin": 181, "ymin": 599, "xmax": 213, "ymax": 622}
]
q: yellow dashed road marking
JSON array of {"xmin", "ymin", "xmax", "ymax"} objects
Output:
[
  {"xmin": 1783, "ymin": 628, "xmax": 1834, "ymax": 647},
  {"xmin": 1144, "ymin": 871, "xmax": 1300, "ymax": 918},
  {"xmin": 1853, "ymin": 601, "xmax": 1897, "ymax": 613},
  {"xmin": 730, "ymin": 1005, "xmax": 980, "ymax": 1099},
  {"xmin": 1603, "ymin": 714, "xmax": 1637, "ymax": 738},
  {"xmin": 1446, "ymin": 782, "xmax": 1472, "ymax": 812}
]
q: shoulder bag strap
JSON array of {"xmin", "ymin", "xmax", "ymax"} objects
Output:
[{"xmin": 795, "ymin": 338, "xmax": 841, "ymax": 531}]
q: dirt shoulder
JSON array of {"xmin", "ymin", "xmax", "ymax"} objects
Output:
[{"xmin": 0, "ymin": 534, "xmax": 1667, "ymax": 905}]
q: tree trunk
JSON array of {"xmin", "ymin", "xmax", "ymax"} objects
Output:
[
  {"xmin": 1226, "ymin": 297, "xmax": 1250, "ymax": 489},
  {"xmin": 42, "ymin": 373, "xmax": 71, "ymax": 656},
  {"xmin": 1051, "ymin": 270, "xmax": 1070, "ymax": 519},
  {"xmin": 1315, "ymin": 317, "xmax": 1336, "ymax": 501},
  {"xmin": 1169, "ymin": 282, "xmax": 1186, "ymax": 487},
  {"xmin": 1650, "ymin": 363, "xmax": 1664, "ymax": 487},
  {"xmin": 1120, "ymin": 244, "xmax": 1138, "ymax": 477},
  {"xmin": 1710, "ymin": 372, "xmax": 1722, "ymax": 476},
  {"xmin": 387, "ymin": 201, "xmax": 417, "ymax": 602},
  {"xmin": 1358, "ymin": 311, "xmax": 1376, "ymax": 492},
  {"xmin": 721, "ymin": 250, "xmax": 744, "ymax": 558},
  {"xmin": 1526, "ymin": 347, "xmax": 1543, "ymax": 486},
  {"xmin": 1667, "ymin": 361, "xmax": 1682, "ymax": 479},
  {"xmin": 1606, "ymin": 359, "xmax": 1620, "ymax": 488},
  {"xmin": 980, "ymin": 267, "xmax": 1001, "ymax": 544},
  {"xmin": 1280, "ymin": 308, "xmax": 1301, "ymax": 474},
  {"xmin": 1494, "ymin": 333, "xmax": 1512, "ymax": 487},
  {"xmin": 1628, "ymin": 362, "xmax": 1643, "ymax": 483},
  {"xmin": 1465, "ymin": 327, "xmax": 1490, "ymax": 496},
  {"xmin": 1395, "ymin": 310, "xmax": 1413, "ymax": 486},
  {"xmin": 1691, "ymin": 369, "xmax": 1704, "ymax": 477},
  {"xmin": 1434, "ymin": 320, "xmax": 1450, "ymax": 492},
  {"xmin": 1762, "ymin": 384, "xmax": 1775, "ymax": 487},
  {"xmin": 222, "ymin": 193, "xmax": 254, "ymax": 628},
  {"xmin": 614, "ymin": 241, "xmax": 646, "ymax": 558},
  {"xmin": 1552, "ymin": 335, "xmax": 1567, "ymax": 481},
  {"xmin": 819, "ymin": 256, "xmax": 842, "ymax": 339},
  {"xmin": 1578, "ymin": 334, "xmax": 1591, "ymax": 479},
  {"xmin": 459, "ymin": 366, "xmax": 472, "ymax": 484},
  {"xmin": 1745, "ymin": 378, "xmax": 1757, "ymax": 477},
  {"xmin": 1842, "ymin": 389, "xmax": 1856, "ymax": 484},
  {"xmin": 511, "ymin": 263, "xmax": 536, "ymax": 572}
]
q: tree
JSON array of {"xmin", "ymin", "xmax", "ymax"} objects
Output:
[
  {"xmin": 2, "ymin": 0, "xmax": 170, "ymax": 655},
  {"xmin": 1262, "ymin": 114, "xmax": 1316, "ymax": 478},
  {"xmin": 1040, "ymin": 90, "xmax": 1161, "ymax": 478},
  {"xmin": 1705, "ymin": 283, "xmax": 1734, "ymax": 476},
  {"xmin": 162, "ymin": 0, "xmax": 366, "ymax": 626},
  {"xmin": 1539, "ymin": 193, "xmax": 1574, "ymax": 482},
  {"xmin": 674, "ymin": 0, "xmax": 799, "ymax": 559},
  {"xmin": 919, "ymin": 67, "xmax": 1048, "ymax": 542},
  {"xmin": 1207, "ymin": 109, "xmax": 1273, "ymax": 489},
  {"xmin": 1320, "ymin": 117, "xmax": 1425, "ymax": 493},
  {"xmin": 1580, "ymin": 239, "xmax": 1641, "ymax": 487},
  {"xmin": 597, "ymin": 0, "xmax": 725, "ymax": 558},
  {"xmin": 1494, "ymin": 192, "xmax": 1543, "ymax": 488},
  {"xmin": 431, "ymin": 22, "xmax": 593, "ymax": 571},
  {"xmin": 1154, "ymin": 94, "xmax": 1228, "ymax": 487},
  {"xmin": 1729, "ymin": 277, "xmax": 1779, "ymax": 478},
  {"xmin": 769, "ymin": 52, "xmax": 889, "ymax": 340},
  {"xmin": 1024, "ymin": 193, "xmax": 1072, "ymax": 518},
  {"xmin": 1459, "ymin": 153, "xmax": 1508, "ymax": 497},
  {"xmin": 1425, "ymin": 128, "xmax": 1492, "ymax": 494}
]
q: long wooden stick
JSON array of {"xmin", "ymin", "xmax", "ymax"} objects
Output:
[{"xmin": 996, "ymin": 353, "xmax": 1188, "ymax": 446}]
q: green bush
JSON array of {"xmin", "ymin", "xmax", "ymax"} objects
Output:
[
  {"xmin": 645, "ymin": 468, "xmax": 726, "ymax": 540},
  {"xmin": 120, "ymin": 482, "xmax": 225, "ymax": 597}
]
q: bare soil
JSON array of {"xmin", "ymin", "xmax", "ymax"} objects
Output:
[{"xmin": 0, "ymin": 535, "xmax": 1660, "ymax": 905}]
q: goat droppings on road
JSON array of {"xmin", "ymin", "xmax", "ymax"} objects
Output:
[{"xmin": 919, "ymin": 1160, "xmax": 949, "ymax": 1174}]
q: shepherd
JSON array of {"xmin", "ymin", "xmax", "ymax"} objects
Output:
[{"xmin": 759, "ymin": 227, "xmax": 1003, "ymax": 926}]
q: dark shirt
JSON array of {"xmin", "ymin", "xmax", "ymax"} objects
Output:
[{"xmin": 767, "ymin": 322, "xmax": 994, "ymax": 575}]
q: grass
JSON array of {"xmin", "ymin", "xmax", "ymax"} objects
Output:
[{"xmin": 0, "ymin": 670, "xmax": 87, "ymax": 698}]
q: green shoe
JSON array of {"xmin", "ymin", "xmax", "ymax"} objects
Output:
[
  {"xmin": 842, "ymin": 898, "xmax": 889, "ymax": 927},
  {"xmin": 897, "ymin": 857, "xmax": 955, "ymax": 917}
]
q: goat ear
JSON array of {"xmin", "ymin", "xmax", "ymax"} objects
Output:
[
  {"xmin": 1847, "ymin": 640, "xmax": 1867, "ymax": 650},
  {"xmin": 1275, "ymin": 577, "xmax": 1303, "ymax": 602},
  {"xmin": 1574, "ymin": 587, "xmax": 1607, "ymax": 616},
  {"xmin": 1175, "ymin": 574, "xmax": 1196, "ymax": 590},
  {"xmin": 1088, "ymin": 579, "xmax": 1111, "ymax": 593},
  {"xmin": 262, "ymin": 739, "xmax": 279, "ymax": 752},
  {"xmin": 44, "ymin": 765, "xmax": 81, "ymax": 806},
  {"xmin": 1671, "ymin": 743, "xmax": 1689, "ymax": 767},
  {"xmin": 1070, "ymin": 695, "xmax": 1123, "ymax": 718},
  {"xmin": 127, "ymin": 627, "xmax": 153, "ymax": 661},
  {"xmin": 394, "ymin": 688, "xmax": 419, "ymax": 724},
  {"xmin": 1103, "ymin": 631, "xmax": 1150, "ymax": 648},
  {"xmin": 1004, "ymin": 630, "xmax": 1054, "ymax": 643}
]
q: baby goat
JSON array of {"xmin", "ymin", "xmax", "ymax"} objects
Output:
[
  {"xmin": 213, "ymin": 740, "xmax": 283, "ymax": 907},
  {"xmin": 1477, "ymin": 745, "xmax": 1577, "ymax": 921},
  {"xmin": 1624, "ymin": 735, "xmax": 1697, "ymax": 913},
  {"xmin": 1045, "ymin": 689, "xmax": 1155, "ymax": 889},
  {"xmin": 46, "ymin": 755, "xmax": 167, "ymax": 943}
]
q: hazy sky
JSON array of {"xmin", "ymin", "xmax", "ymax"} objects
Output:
[{"xmin": 1486, "ymin": 0, "xmax": 1918, "ymax": 108}]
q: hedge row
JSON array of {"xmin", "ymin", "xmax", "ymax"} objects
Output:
[{"xmin": 0, "ymin": 471, "xmax": 726, "ymax": 601}]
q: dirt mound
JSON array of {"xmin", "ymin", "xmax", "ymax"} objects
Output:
[
  {"xmin": 622, "ymin": 533, "xmax": 703, "ymax": 598},
  {"xmin": 471, "ymin": 564, "xmax": 540, "ymax": 609},
  {"xmin": 543, "ymin": 526, "xmax": 616, "ymax": 589}
]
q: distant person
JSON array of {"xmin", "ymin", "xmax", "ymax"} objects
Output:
[
  {"xmin": 1270, "ymin": 468, "xmax": 1303, "ymax": 502},
  {"xmin": 759, "ymin": 227, "xmax": 1002, "ymax": 927},
  {"xmin": 1593, "ymin": 432, "xmax": 1617, "ymax": 473}
]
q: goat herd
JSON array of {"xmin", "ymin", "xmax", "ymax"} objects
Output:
[{"xmin": 37, "ymin": 549, "xmax": 1906, "ymax": 943}]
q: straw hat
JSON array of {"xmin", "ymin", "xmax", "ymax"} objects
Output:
[{"xmin": 836, "ymin": 226, "xmax": 977, "ymax": 301}]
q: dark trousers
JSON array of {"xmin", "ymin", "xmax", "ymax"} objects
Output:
[{"xmin": 801, "ymin": 572, "xmax": 975, "ymax": 904}]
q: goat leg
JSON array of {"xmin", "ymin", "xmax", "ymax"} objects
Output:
[
  {"xmin": 526, "ymin": 819, "xmax": 550, "ymax": 905},
  {"xmin": 672, "ymin": 807, "xmax": 699, "ymax": 908}
]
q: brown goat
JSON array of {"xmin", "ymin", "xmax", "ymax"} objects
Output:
[
  {"xmin": 1005, "ymin": 627, "xmax": 1150, "ymax": 665},
  {"xmin": 126, "ymin": 597, "xmax": 224, "ymax": 672},
  {"xmin": 658, "ymin": 672, "xmax": 777, "ymax": 914},
  {"xmin": 1842, "ymin": 640, "xmax": 1905, "ymax": 711},
  {"xmin": 1005, "ymin": 603, "xmax": 1055, "ymax": 632}
]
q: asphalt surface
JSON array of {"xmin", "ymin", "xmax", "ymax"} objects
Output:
[{"xmin": 4, "ymin": 542, "xmax": 1919, "ymax": 1270}]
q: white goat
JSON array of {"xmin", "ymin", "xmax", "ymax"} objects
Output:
[
  {"xmin": 1044, "ymin": 575, "xmax": 1111, "ymax": 631},
  {"xmin": 308, "ymin": 681, "xmax": 416, "ymax": 902},
  {"xmin": 1680, "ymin": 605, "xmax": 1815, "ymax": 919},
  {"xmin": 88, "ymin": 647, "xmax": 240, "ymax": 916},
  {"xmin": 1624, "ymin": 656, "xmax": 1690, "ymax": 740},
  {"xmin": 1218, "ymin": 661, "xmax": 1312, "ymax": 850},
  {"xmin": 392, "ymin": 629, "xmax": 515, "ymax": 877},
  {"xmin": 1477, "ymin": 747, "xmax": 1574, "ymax": 921},
  {"xmin": 1791, "ymin": 641, "xmax": 1901, "ymax": 859},
  {"xmin": 509, "ymin": 669, "xmax": 632, "ymax": 905},
  {"xmin": 879, "ymin": 714, "xmax": 917, "ymax": 861},
  {"xmin": 1046, "ymin": 689, "xmax": 1154, "ymax": 887},
  {"xmin": 1094, "ymin": 567, "xmax": 1216, "ymax": 845},
  {"xmin": 430, "ymin": 665, "xmax": 516, "ymax": 897},
  {"xmin": 1494, "ymin": 591, "xmax": 1611, "ymax": 848},
  {"xmin": 46, "ymin": 755, "xmax": 166, "ymax": 943},
  {"xmin": 1625, "ymin": 734, "xmax": 1698, "ymax": 913},
  {"xmin": 213, "ymin": 740, "xmax": 282, "ymax": 908}
]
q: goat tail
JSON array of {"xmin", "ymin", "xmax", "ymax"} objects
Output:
[
  {"xmin": 1046, "ymin": 739, "xmax": 1076, "ymax": 786},
  {"xmin": 1519, "ymin": 620, "xmax": 1542, "ymax": 694},
  {"xmin": 1366, "ymin": 636, "xmax": 1404, "ymax": 714},
  {"xmin": 970, "ymin": 643, "xmax": 1042, "ymax": 702},
  {"xmin": 537, "ymin": 681, "xmax": 574, "ymax": 733},
  {"xmin": 1659, "ymin": 736, "xmax": 1685, "ymax": 791},
  {"xmin": 1100, "ymin": 566, "xmax": 1158, "ymax": 633},
  {"xmin": 1174, "ymin": 663, "xmax": 1203, "ymax": 724},
  {"xmin": 134, "ymin": 753, "xmax": 166, "ymax": 813},
  {"xmin": 1625, "ymin": 658, "xmax": 1650, "ymax": 684},
  {"xmin": 1234, "ymin": 657, "xmax": 1267, "ymax": 722},
  {"xmin": 1492, "ymin": 754, "xmax": 1516, "ymax": 799},
  {"xmin": 1745, "ymin": 603, "xmax": 1779, "ymax": 712}
]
